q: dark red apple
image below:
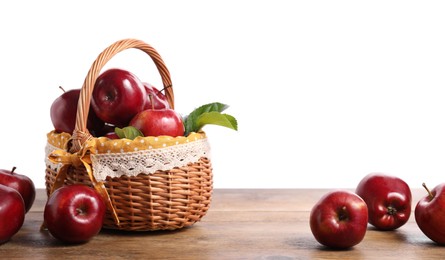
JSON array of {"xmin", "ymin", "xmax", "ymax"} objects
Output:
[
  {"xmin": 95, "ymin": 123, "xmax": 116, "ymax": 137},
  {"xmin": 0, "ymin": 167, "xmax": 35, "ymax": 213},
  {"xmin": 91, "ymin": 68, "xmax": 146, "ymax": 126},
  {"xmin": 355, "ymin": 173, "xmax": 412, "ymax": 231},
  {"xmin": 50, "ymin": 87, "xmax": 104, "ymax": 136},
  {"xmin": 415, "ymin": 183, "xmax": 445, "ymax": 245},
  {"xmin": 310, "ymin": 190, "xmax": 368, "ymax": 249},
  {"xmin": 0, "ymin": 184, "xmax": 25, "ymax": 244},
  {"xmin": 142, "ymin": 82, "xmax": 169, "ymax": 110},
  {"xmin": 44, "ymin": 184, "xmax": 106, "ymax": 244},
  {"xmin": 130, "ymin": 109, "xmax": 185, "ymax": 137},
  {"xmin": 104, "ymin": 132, "xmax": 119, "ymax": 139}
]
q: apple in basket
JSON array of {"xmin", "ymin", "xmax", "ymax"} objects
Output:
[
  {"xmin": 119, "ymin": 102, "xmax": 238, "ymax": 139},
  {"xmin": 103, "ymin": 131, "xmax": 120, "ymax": 139},
  {"xmin": 0, "ymin": 167, "xmax": 35, "ymax": 213},
  {"xmin": 128, "ymin": 80, "xmax": 183, "ymax": 137},
  {"xmin": 0, "ymin": 184, "xmax": 25, "ymax": 245},
  {"xmin": 96, "ymin": 123, "xmax": 120, "ymax": 139},
  {"xmin": 91, "ymin": 68, "xmax": 147, "ymax": 127},
  {"xmin": 44, "ymin": 184, "xmax": 106, "ymax": 244},
  {"xmin": 50, "ymin": 87, "xmax": 104, "ymax": 136},
  {"xmin": 130, "ymin": 108, "xmax": 185, "ymax": 137},
  {"xmin": 142, "ymin": 82, "xmax": 170, "ymax": 110}
]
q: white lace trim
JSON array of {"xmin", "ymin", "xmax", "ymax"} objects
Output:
[
  {"xmin": 91, "ymin": 138, "xmax": 211, "ymax": 181},
  {"xmin": 45, "ymin": 143, "xmax": 63, "ymax": 170},
  {"xmin": 45, "ymin": 138, "xmax": 211, "ymax": 182}
]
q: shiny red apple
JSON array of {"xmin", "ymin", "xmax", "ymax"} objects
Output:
[
  {"xmin": 310, "ymin": 190, "xmax": 368, "ymax": 249},
  {"xmin": 44, "ymin": 184, "xmax": 106, "ymax": 244},
  {"xmin": 142, "ymin": 82, "xmax": 170, "ymax": 110},
  {"xmin": 0, "ymin": 184, "xmax": 25, "ymax": 244},
  {"xmin": 415, "ymin": 183, "xmax": 445, "ymax": 245},
  {"xmin": 0, "ymin": 167, "xmax": 35, "ymax": 213},
  {"xmin": 50, "ymin": 87, "xmax": 104, "ymax": 136},
  {"xmin": 129, "ymin": 109, "xmax": 185, "ymax": 137},
  {"xmin": 355, "ymin": 173, "xmax": 412, "ymax": 231},
  {"xmin": 91, "ymin": 68, "xmax": 146, "ymax": 126}
]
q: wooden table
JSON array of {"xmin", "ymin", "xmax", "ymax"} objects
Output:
[{"xmin": 2, "ymin": 188, "xmax": 443, "ymax": 259}]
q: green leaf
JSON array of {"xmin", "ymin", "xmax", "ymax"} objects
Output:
[
  {"xmin": 195, "ymin": 112, "xmax": 238, "ymax": 132},
  {"xmin": 184, "ymin": 102, "xmax": 230, "ymax": 135},
  {"xmin": 115, "ymin": 126, "xmax": 144, "ymax": 140}
]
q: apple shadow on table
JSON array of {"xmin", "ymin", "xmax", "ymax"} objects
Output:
[
  {"xmin": 12, "ymin": 227, "xmax": 84, "ymax": 248},
  {"xmin": 285, "ymin": 234, "xmax": 355, "ymax": 252},
  {"xmin": 368, "ymin": 226, "xmax": 440, "ymax": 248},
  {"xmin": 12, "ymin": 227, "xmax": 191, "ymax": 249}
]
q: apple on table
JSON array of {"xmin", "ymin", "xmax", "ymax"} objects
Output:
[
  {"xmin": 355, "ymin": 173, "xmax": 412, "ymax": 231},
  {"xmin": 44, "ymin": 184, "xmax": 106, "ymax": 244},
  {"xmin": 415, "ymin": 182, "xmax": 445, "ymax": 245},
  {"xmin": 0, "ymin": 167, "xmax": 35, "ymax": 213},
  {"xmin": 0, "ymin": 185, "xmax": 25, "ymax": 244},
  {"xmin": 309, "ymin": 190, "xmax": 368, "ymax": 249}
]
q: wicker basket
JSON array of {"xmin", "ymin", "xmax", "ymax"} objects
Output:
[{"xmin": 45, "ymin": 39, "xmax": 213, "ymax": 231}]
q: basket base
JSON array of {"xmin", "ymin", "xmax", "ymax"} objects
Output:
[{"xmin": 45, "ymin": 157, "xmax": 213, "ymax": 231}]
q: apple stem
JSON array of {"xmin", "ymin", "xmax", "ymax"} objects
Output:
[
  {"xmin": 59, "ymin": 86, "xmax": 66, "ymax": 93},
  {"xmin": 422, "ymin": 182, "xmax": 434, "ymax": 200},
  {"xmin": 149, "ymin": 94, "xmax": 154, "ymax": 110},
  {"xmin": 159, "ymin": 85, "xmax": 171, "ymax": 94},
  {"xmin": 11, "ymin": 166, "xmax": 16, "ymax": 174}
]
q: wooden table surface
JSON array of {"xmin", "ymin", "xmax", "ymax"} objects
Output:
[{"xmin": 2, "ymin": 188, "xmax": 443, "ymax": 259}]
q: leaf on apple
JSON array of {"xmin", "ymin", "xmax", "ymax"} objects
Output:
[
  {"xmin": 183, "ymin": 102, "xmax": 238, "ymax": 135},
  {"xmin": 115, "ymin": 126, "xmax": 144, "ymax": 140}
]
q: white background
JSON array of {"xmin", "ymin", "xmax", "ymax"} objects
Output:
[{"xmin": 1, "ymin": 1, "xmax": 445, "ymax": 189}]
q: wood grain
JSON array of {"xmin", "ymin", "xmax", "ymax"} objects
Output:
[{"xmin": 1, "ymin": 189, "xmax": 440, "ymax": 259}]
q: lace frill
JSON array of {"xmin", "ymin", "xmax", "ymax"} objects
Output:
[{"xmin": 45, "ymin": 138, "xmax": 211, "ymax": 182}]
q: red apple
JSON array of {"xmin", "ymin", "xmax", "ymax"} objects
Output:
[
  {"xmin": 130, "ymin": 109, "xmax": 185, "ymax": 137},
  {"xmin": 0, "ymin": 167, "xmax": 35, "ymax": 213},
  {"xmin": 104, "ymin": 132, "xmax": 119, "ymax": 139},
  {"xmin": 50, "ymin": 87, "xmax": 104, "ymax": 136},
  {"xmin": 91, "ymin": 68, "xmax": 146, "ymax": 126},
  {"xmin": 95, "ymin": 123, "xmax": 116, "ymax": 137},
  {"xmin": 355, "ymin": 173, "xmax": 412, "ymax": 231},
  {"xmin": 415, "ymin": 183, "xmax": 445, "ymax": 245},
  {"xmin": 142, "ymin": 82, "xmax": 170, "ymax": 110},
  {"xmin": 0, "ymin": 184, "xmax": 25, "ymax": 244},
  {"xmin": 44, "ymin": 184, "xmax": 106, "ymax": 244},
  {"xmin": 310, "ymin": 190, "xmax": 368, "ymax": 249}
]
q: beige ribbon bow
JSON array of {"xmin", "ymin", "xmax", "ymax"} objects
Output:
[{"xmin": 47, "ymin": 139, "xmax": 120, "ymax": 227}]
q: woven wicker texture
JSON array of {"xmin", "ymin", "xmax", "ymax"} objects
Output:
[{"xmin": 45, "ymin": 39, "xmax": 213, "ymax": 231}]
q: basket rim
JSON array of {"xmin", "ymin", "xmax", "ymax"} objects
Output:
[{"xmin": 47, "ymin": 130, "xmax": 207, "ymax": 150}]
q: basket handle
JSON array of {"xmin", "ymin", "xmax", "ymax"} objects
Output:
[{"xmin": 70, "ymin": 39, "xmax": 174, "ymax": 152}]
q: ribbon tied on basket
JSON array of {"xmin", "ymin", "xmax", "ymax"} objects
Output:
[{"xmin": 47, "ymin": 136, "xmax": 120, "ymax": 227}]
